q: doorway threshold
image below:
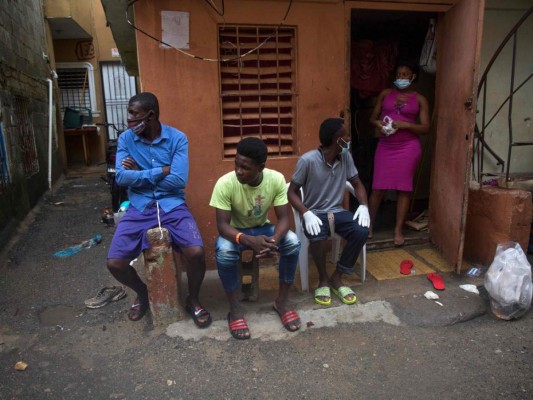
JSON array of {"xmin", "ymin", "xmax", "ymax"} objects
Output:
[{"xmin": 366, "ymin": 233, "xmax": 430, "ymax": 251}]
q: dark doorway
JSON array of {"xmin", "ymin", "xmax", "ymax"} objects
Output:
[{"xmin": 349, "ymin": 9, "xmax": 436, "ymax": 248}]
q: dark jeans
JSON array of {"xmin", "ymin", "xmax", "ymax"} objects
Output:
[{"xmin": 304, "ymin": 210, "xmax": 368, "ymax": 274}]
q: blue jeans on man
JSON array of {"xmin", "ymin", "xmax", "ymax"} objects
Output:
[{"xmin": 215, "ymin": 224, "xmax": 300, "ymax": 292}]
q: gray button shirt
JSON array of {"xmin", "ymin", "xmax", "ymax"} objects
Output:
[{"xmin": 291, "ymin": 148, "xmax": 358, "ymax": 213}]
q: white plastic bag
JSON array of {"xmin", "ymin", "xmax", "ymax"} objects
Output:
[
  {"xmin": 419, "ymin": 18, "xmax": 437, "ymax": 74},
  {"xmin": 484, "ymin": 242, "xmax": 532, "ymax": 320}
]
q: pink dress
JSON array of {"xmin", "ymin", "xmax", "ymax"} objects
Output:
[{"xmin": 372, "ymin": 89, "xmax": 421, "ymax": 191}]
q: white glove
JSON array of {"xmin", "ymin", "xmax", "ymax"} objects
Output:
[
  {"xmin": 353, "ymin": 205, "xmax": 370, "ymax": 228},
  {"xmin": 303, "ymin": 211, "xmax": 323, "ymax": 236}
]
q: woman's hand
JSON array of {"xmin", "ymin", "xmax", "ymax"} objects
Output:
[{"xmin": 392, "ymin": 120, "xmax": 411, "ymax": 130}]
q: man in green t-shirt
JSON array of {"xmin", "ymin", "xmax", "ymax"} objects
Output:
[{"xmin": 210, "ymin": 138, "xmax": 301, "ymax": 340}]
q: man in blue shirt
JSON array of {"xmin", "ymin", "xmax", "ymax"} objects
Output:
[{"xmin": 107, "ymin": 92, "xmax": 211, "ymax": 327}]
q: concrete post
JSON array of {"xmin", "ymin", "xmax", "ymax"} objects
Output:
[
  {"xmin": 465, "ymin": 187, "xmax": 532, "ymax": 266},
  {"xmin": 143, "ymin": 227, "xmax": 184, "ymax": 325}
]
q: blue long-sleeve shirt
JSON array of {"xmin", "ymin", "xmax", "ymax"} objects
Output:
[{"xmin": 115, "ymin": 123, "xmax": 188, "ymax": 213}]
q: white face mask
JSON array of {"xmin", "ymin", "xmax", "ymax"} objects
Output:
[
  {"xmin": 394, "ymin": 79, "xmax": 411, "ymax": 90},
  {"xmin": 337, "ymin": 137, "xmax": 351, "ymax": 154}
]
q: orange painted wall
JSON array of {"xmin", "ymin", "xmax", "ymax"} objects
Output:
[{"xmin": 135, "ymin": 1, "xmax": 346, "ymax": 266}]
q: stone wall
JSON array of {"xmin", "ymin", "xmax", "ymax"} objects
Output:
[{"xmin": 0, "ymin": 0, "xmax": 62, "ymax": 251}]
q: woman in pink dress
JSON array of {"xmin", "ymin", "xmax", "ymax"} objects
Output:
[{"xmin": 368, "ymin": 63, "xmax": 430, "ymax": 245}]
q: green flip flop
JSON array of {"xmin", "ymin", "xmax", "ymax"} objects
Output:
[
  {"xmin": 314, "ymin": 286, "xmax": 332, "ymax": 306},
  {"xmin": 331, "ymin": 286, "xmax": 357, "ymax": 305}
]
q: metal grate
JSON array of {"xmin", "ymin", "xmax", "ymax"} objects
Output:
[
  {"xmin": 13, "ymin": 97, "xmax": 39, "ymax": 177},
  {"xmin": 219, "ymin": 26, "xmax": 297, "ymax": 158},
  {"xmin": 101, "ymin": 62, "xmax": 137, "ymax": 138},
  {"xmin": 57, "ymin": 67, "xmax": 92, "ymax": 113},
  {"xmin": 0, "ymin": 125, "xmax": 10, "ymax": 190}
]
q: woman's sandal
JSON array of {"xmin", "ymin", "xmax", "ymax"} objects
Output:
[
  {"xmin": 185, "ymin": 302, "xmax": 212, "ymax": 329},
  {"xmin": 128, "ymin": 297, "xmax": 149, "ymax": 321}
]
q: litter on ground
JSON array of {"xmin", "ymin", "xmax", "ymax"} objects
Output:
[
  {"xmin": 54, "ymin": 234, "xmax": 102, "ymax": 257},
  {"xmin": 459, "ymin": 284, "xmax": 480, "ymax": 294},
  {"xmin": 424, "ymin": 291, "xmax": 439, "ymax": 300}
]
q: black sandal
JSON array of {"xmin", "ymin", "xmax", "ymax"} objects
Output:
[
  {"xmin": 128, "ymin": 297, "xmax": 149, "ymax": 321},
  {"xmin": 185, "ymin": 300, "xmax": 212, "ymax": 329}
]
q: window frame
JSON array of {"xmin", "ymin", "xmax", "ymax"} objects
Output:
[
  {"xmin": 56, "ymin": 62, "xmax": 98, "ymax": 115},
  {"xmin": 218, "ymin": 25, "xmax": 297, "ymax": 159}
]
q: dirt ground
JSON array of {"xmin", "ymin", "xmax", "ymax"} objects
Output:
[{"xmin": 0, "ymin": 167, "xmax": 532, "ymax": 399}]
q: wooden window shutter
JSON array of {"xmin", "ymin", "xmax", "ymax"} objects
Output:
[{"xmin": 219, "ymin": 26, "xmax": 296, "ymax": 158}]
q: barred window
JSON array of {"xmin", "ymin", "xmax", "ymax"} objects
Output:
[
  {"xmin": 219, "ymin": 26, "xmax": 296, "ymax": 158},
  {"xmin": 13, "ymin": 97, "xmax": 39, "ymax": 177},
  {"xmin": 57, "ymin": 62, "xmax": 97, "ymax": 114}
]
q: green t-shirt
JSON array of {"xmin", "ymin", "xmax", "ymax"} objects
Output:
[{"xmin": 209, "ymin": 168, "xmax": 288, "ymax": 228}]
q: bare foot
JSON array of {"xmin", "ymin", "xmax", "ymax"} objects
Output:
[{"xmin": 394, "ymin": 234, "xmax": 405, "ymax": 246}]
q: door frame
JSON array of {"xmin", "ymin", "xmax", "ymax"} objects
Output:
[
  {"xmin": 344, "ymin": 0, "xmax": 485, "ymax": 272},
  {"xmin": 100, "ymin": 61, "xmax": 138, "ymax": 139}
]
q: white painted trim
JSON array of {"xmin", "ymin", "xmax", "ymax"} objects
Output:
[{"xmin": 56, "ymin": 62, "xmax": 98, "ymax": 113}]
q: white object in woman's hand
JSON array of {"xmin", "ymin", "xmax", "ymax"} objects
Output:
[{"xmin": 381, "ymin": 116, "xmax": 397, "ymax": 136}]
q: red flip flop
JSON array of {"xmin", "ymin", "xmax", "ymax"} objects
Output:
[
  {"xmin": 427, "ymin": 273, "xmax": 445, "ymax": 290},
  {"xmin": 400, "ymin": 259, "xmax": 414, "ymax": 275},
  {"xmin": 273, "ymin": 305, "xmax": 301, "ymax": 332},
  {"xmin": 227, "ymin": 313, "xmax": 251, "ymax": 340}
]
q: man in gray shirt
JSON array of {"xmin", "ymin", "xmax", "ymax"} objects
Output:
[{"xmin": 288, "ymin": 118, "xmax": 369, "ymax": 306}]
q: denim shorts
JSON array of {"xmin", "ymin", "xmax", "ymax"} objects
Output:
[{"xmin": 107, "ymin": 202, "xmax": 203, "ymax": 260}]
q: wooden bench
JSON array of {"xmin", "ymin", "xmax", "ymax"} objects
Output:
[{"xmin": 239, "ymin": 249, "xmax": 259, "ymax": 301}]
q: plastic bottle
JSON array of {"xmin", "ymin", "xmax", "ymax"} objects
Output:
[
  {"xmin": 54, "ymin": 234, "xmax": 102, "ymax": 257},
  {"xmin": 80, "ymin": 234, "xmax": 103, "ymax": 249},
  {"xmin": 118, "ymin": 200, "xmax": 130, "ymax": 212}
]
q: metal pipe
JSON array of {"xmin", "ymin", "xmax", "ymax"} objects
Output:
[
  {"xmin": 505, "ymin": 33, "xmax": 517, "ymax": 181},
  {"xmin": 47, "ymin": 78, "xmax": 53, "ymax": 192},
  {"xmin": 480, "ymin": 82, "xmax": 487, "ymax": 183}
]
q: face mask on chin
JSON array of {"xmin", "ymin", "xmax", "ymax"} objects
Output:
[
  {"xmin": 337, "ymin": 137, "xmax": 351, "ymax": 155},
  {"xmin": 394, "ymin": 79, "xmax": 412, "ymax": 90}
]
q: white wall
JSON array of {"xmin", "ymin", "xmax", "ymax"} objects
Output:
[{"xmin": 477, "ymin": 0, "xmax": 533, "ymax": 176}]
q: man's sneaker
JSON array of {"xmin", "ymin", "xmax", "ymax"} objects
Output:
[{"xmin": 84, "ymin": 286, "xmax": 126, "ymax": 309}]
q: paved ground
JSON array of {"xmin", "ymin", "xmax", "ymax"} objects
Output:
[{"xmin": 0, "ymin": 166, "xmax": 532, "ymax": 399}]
